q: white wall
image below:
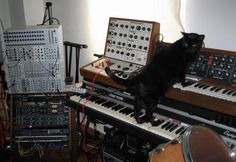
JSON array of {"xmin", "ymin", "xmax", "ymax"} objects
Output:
[
  {"xmin": 23, "ymin": 0, "xmax": 44, "ymax": 26},
  {"xmin": 182, "ymin": 0, "xmax": 236, "ymax": 51},
  {"xmin": 8, "ymin": 0, "xmax": 26, "ymax": 27},
  {"xmin": 2, "ymin": 0, "xmax": 44, "ymax": 27},
  {"xmin": 0, "ymin": 0, "xmax": 11, "ymax": 28},
  {"xmin": 42, "ymin": 0, "xmax": 92, "ymax": 81}
]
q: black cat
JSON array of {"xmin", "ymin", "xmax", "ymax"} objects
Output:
[{"xmin": 105, "ymin": 32, "xmax": 205, "ymax": 124}]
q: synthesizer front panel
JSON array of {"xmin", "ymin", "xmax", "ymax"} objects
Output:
[
  {"xmin": 11, "ymin": 94, "xmax": 70, "ymax": 151},
  {"xmin": 105, "ymin": 17, "xmax": 160, "ymax": 65},
  {"xmin": 186, "ymin": 48, "xmax": 236, "ymax": 86},
  {"xmin": 81, "ymin": 17, "xmax": 160, "ymax": 89},
  {"xmin": 3, "ymin": 25, "xmax": 65, "ymax": 94}
]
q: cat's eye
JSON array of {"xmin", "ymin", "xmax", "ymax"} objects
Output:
[
  {"xmin": 184, "ymin": 43, "xmax": 188, "ymax": 47},
  {"xmin": 192, "ymin": 44, "xmax": 197, "ymax": 47}
]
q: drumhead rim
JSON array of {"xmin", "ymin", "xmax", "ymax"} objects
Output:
[{"xmin": 182, "ymin": 126, "xmax": 193, "ymax": 162}]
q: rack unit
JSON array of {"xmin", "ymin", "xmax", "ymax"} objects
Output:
[{"xmin": 3, "ymin": 25, "xmax": 65, "ymax": 94}]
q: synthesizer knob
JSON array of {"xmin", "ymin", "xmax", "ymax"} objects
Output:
[
  {"xmin": 136, "ymin": 25, "xmax": 141, "ymax": 30},
  {"xmin": 110, "ymin": 22, "xmax": 115, "ymax": 27},
  {"xmin": 107, "ymin": 40, "xmax": 112, "ymax": 44}
]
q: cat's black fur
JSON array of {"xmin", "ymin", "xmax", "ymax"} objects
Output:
[{"xmin": 105, "ymin": 32, "xmax": 205, "ymax": 124}]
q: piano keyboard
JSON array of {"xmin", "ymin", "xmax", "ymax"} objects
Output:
[
  {"xmin": 173, "ymin": 82, "xmax": 236, "ymax": 102},
  {"xmin": 70, "ymin": 93, "xmax": 189, "ymax": 140}
]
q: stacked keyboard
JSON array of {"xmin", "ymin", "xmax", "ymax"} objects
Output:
[
  {"xmin": 70, "ymin": 93, "xmax": 189, "ymax": 140},
  {"xmin": 173, "ymin": 82, "xmax": 236, "ymax": 102}
]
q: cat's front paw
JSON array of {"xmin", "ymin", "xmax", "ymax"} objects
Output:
[{"xmin": 135, "ymin": 117, "xmax": 144, "ymax": 124}]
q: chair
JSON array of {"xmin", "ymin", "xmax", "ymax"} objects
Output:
[{"xmin": 63, "ymin": 41, "xmax": 88, "ymax": 84}]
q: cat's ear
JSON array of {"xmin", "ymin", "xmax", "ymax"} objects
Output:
[
  {"xmin": 181, "ymin": 32, "xmax": 188, "ymax": 39},
  {"xmin": 197, "ymin": 34, "xmax": 205, "ymax": 41},
  {"xmin": 181, "ymin": 32, "xmax": 187, "ymax": 36}
]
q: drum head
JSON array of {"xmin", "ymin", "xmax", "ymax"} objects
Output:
[{"xmin": 182, "ymin": 125, "xmax": 235, "ymax": 162}]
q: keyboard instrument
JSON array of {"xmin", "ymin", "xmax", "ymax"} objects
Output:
[
  {"xmin": 165, "ymin": 79, "xmax": 236, "ymax": 118},
  {"xmin": 173, "ymin": 81, "xmax": 236, "ymax": 103},
  {"xmin": 70, "ymin": 93, "xmax": 189, "ymax": 141},
  {"xmin": 66, "ymin": 79, "xmax": 236, "ymax": 148}
]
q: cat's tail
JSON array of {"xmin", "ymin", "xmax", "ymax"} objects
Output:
[{"xmin": 104, "ymin": 67, "xmax": 133, "ymax": 86}]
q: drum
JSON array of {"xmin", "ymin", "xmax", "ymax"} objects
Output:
[{"xmin": 149, "ymin": 125, "xmax": 236, "ymax": 162}]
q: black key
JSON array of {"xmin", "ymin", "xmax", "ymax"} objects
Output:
[
  {"xmin": 105, "ymin": 101, "xmax": 116, "ymax": 107},
  {"xmin": 202, "ymin": 85, "xmax": 210, "ymax": 89},
  {"xmin": 102, "ymin": 101, "xmax": 115, "ymax": 107},
  {"xmin": 165, "ymin": 123, "xmax": 175, "ymax": 130},
  {"xmin": 232, "ymin": 91, "xmax": 236, "ymax": 96},
  {"xmin": 175, "ymin": 126, "xmax": 185, "ymax": 134},
  {"xmin": 198, "ymin": 84, "xmax": 205, "ymax": 89},
  {"xmin": 222, "ymin": 89, "xmax": 230, "ymax": 94},
  {"xmin": 112, "ymin": 105, "xmax": 124, "ymax": 111},
  {"xmin": 120, "ymin": 108, "xmax": 133, "ymax": 115},
  {"xmin": 161, "ymin": 121, "xmax": 170, "ymax": 129},
  {"xmin": 180, "ymin": 128, "xmax": 187, "ymax": 135},
  {"xmin": 152, "ymin": 119, "xmax": 165, "ymax": 126},
  {"xmin": 214, "ymin": 87, "xmax": 222, "ymax": 92},
  {"xmin": 119, "ymin": 108, "xmax": 127, "ymax": 113},
  {"xmin": 95, "ymin": 98, "xmax": 107, "ymax": 104},
  {"xmin": 227, "ymin": 90, "xmax": 234, "ymax": 95},
  {"xmin": 210, "ymin": 86, "xmax": 217, "ymax": 91},
  {"xmin": 90, "ymin": 95, "xmax": 100, "ymax": 101},
  {"xmin": 194, "ymin": 83, "xmax": 201, "ymax": 87},
  {"xmin": 169, "ymin": 124, "xmax": 179, "ymax": 132}
]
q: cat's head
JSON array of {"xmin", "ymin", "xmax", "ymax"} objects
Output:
[
  {"xmin": 181, "ymin": 32, "xmax": 205, "ymax": 61},
  {"xmin": 181, "ymin": 32, "xmax": 205, "ymax": 52}
]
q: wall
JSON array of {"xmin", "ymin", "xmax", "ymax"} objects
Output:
[
  {"xmin": 8, "ymin": 0, "xmax": 26, "ymax": 27},
  {"xmin": 182, "ymin": 0, "xmax": 236, "ymax": 51},
  {"xmin": 23, "ymin": 0, "xmax": 44, "ymax": 26},
  {"xmin": 0, "ymin": 0, "xmax": 11, "ymax": 28},
  {"xmin": 42, "ymin": 0, "xmax": 92, "ymax": 68},
  {"xmin": 1, "ymin": 0, "xmax": 44, "ymax": 28}
]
